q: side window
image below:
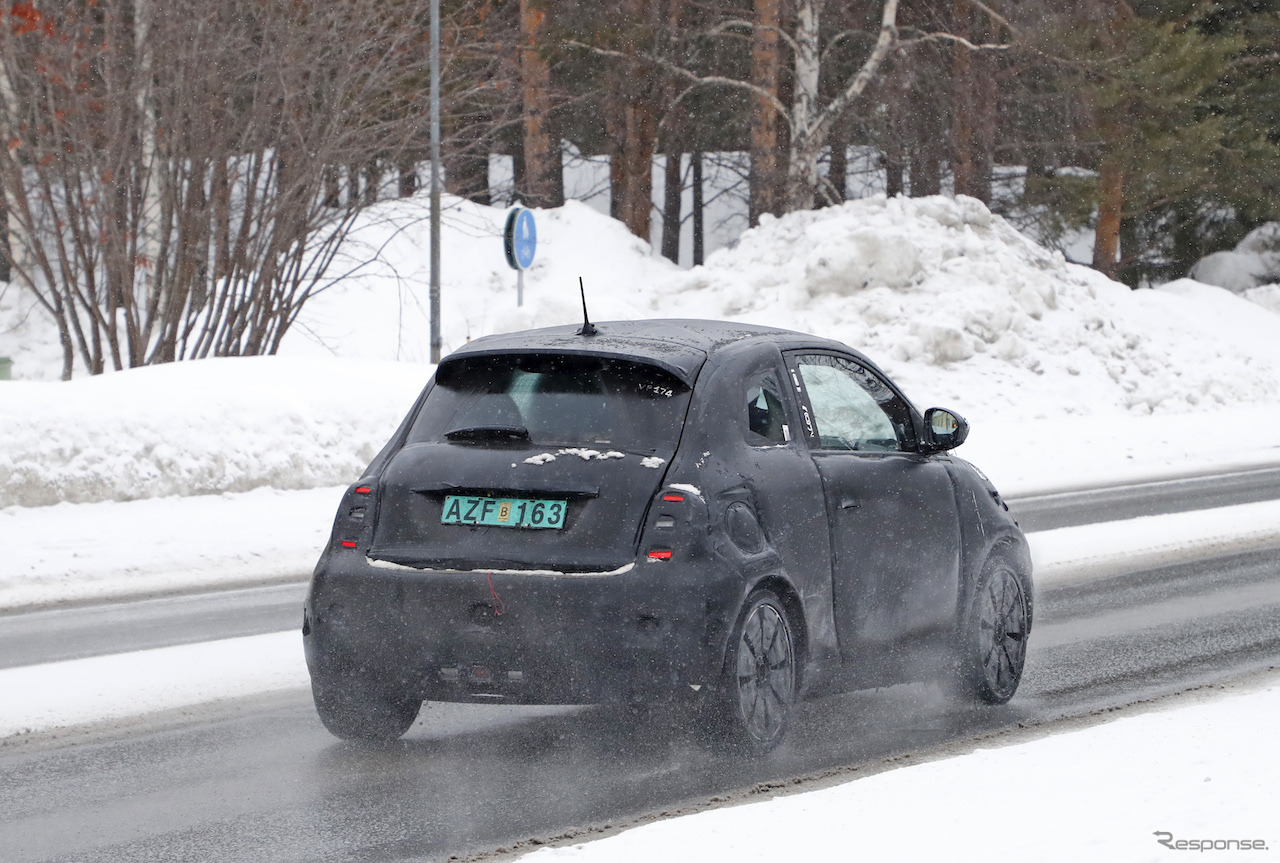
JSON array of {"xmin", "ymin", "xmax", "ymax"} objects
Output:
[
  {"xmin": 744, "ymin": 372, "xmax": 789, "ymax": 444},
  {"xmin": 794, "ymin": 354, "xmax": 914, "ymax": 452}
]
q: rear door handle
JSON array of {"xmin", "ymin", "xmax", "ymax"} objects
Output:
[{"xmin": 840, "ymin": 497, "xmax": 861, "ymax": 509}]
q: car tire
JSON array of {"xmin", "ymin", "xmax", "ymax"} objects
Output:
[
  {"xmin": 311, "ymin": 673, "xmax": 421, "ymax": 742},
  {"xmin": 707, "ymin": 589, "xmax": 798, "ymax": 753},
  {"xmin": 953, "ymin": 554, "xmax": 1030, "ymax": 705}
]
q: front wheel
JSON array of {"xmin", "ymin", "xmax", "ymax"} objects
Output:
[
  {"xmin": 954, "ymin": 556, "xmax": 1030, "ymax": 705},
  {"xmin": 311, "ymin": 673, "xmax": 421, "ymax": 742},
  {"xmin": 709, "ymin": 589, "xmax": 798, "ymax": 753}
]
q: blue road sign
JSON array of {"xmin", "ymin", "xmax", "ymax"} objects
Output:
[{"xmin": 504, "ymin": 208, "xmax": 537, "ymax": 270}]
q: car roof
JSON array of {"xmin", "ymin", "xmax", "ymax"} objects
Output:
[{"xmin": 440, "ymin": 319, "xmax": 860, "ymax": 386}]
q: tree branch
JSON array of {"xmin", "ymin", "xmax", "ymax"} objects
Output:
[
  {"xmin": 899, "ymin": 29, "xmax": 1012, "ymax": 52},
  {"xmin": 970, "ymin": 0, "xmax": 1019, "ymax": 37},
  {"xmin": 702, "ymin": 19, "xmax": 800, "ymax": 56},
  {"xmin": 805, "ymin": 0, "xmax": 900, "ymax": 149},
  {"xmin": 563, "ymin": 39, "xmax": 794, "ymax": 134}
]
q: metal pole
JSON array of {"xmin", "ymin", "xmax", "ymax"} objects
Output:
[
  {"xmin": 429, "ymin": 0, "xmax": 442, "ymax": 363},
  {"xmin": 517, "ymin": 269, "xmax": 524, "ymax": 307}
]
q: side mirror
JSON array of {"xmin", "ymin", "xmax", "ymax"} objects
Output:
[{"xmin": 922, "ymin": 407, "xmax": 969, "ymax": 453}]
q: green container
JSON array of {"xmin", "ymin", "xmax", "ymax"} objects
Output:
[{"xmin": 0, "ymin": 357, "xmax": 11, "ymax": 380}]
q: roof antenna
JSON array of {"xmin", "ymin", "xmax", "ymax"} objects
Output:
[{"xmin": 576, "ymin": 276, "xmax": 598, "ymax": 336}]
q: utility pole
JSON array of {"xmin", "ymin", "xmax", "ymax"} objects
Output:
[{"xmin": 429, "ymin": 0, "xmax": 442, "ymax": 363}]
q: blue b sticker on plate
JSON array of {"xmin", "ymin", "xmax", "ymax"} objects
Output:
[{"xmin": 442, "ymin": 495, "xmax": 566, "ymax": 529}]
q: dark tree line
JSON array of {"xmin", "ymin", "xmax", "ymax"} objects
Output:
[
  {"xmin": 492, "ymin": 0, "xmax": 1280, "ymax": 285},
  {"xmin": 5, "ymin": 0, "xmax": 1280, "ymax": 378}
]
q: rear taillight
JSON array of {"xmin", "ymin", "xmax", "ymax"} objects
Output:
[
  {"xmin": 335, "ymin": 479, "xmax": 376, "ymax": 550},
  {"xmin": 641, "ymin": 485, "xmax": 707, "ymax": 563}
]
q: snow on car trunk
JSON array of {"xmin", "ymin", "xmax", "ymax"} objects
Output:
[{"xmin": 370, "ymin": 443, "xmax": 674, "ymax": 572}]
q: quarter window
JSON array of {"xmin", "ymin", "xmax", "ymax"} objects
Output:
[
  {"xmin": 745, "ymin": 373, "xmax": 789, "ymax": 444},
  {"xmin": 795, "ymin": 354, "xmax": 914, "ymax": 451}
]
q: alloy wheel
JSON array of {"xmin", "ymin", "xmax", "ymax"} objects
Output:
[
  {"xmin": 734, "ymin": 599, "xmax": 796, "ymax": 745},
  {"xmin": 974, "ymin": 566, "xmax": 1028, "ymax": 703}
]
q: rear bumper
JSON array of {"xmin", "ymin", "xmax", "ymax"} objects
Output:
[{"xmin": 303, "ymin": 551, "xmax": 743, "ymax": 705}]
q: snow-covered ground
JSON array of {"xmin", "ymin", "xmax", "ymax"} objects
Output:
[
  {"xmin": 521, "ymin": 672, "xmax": 1280, "ymax": 863},
  {"xmin": 0, "ymin": 356, "xmax": 426, "ymax": 507}
]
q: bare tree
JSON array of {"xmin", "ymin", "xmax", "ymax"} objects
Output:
[{"xmin": 0, "ymin": 0, "xmax": 498, "ymax": 378}]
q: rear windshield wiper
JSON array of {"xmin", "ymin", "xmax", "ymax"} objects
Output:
[{"xmin": 444, "ymin": 425, "xmax": 531, "ymax": 443}]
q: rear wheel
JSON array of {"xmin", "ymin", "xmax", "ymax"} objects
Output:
[
  {"xmin": 954, "ymin": 556, "xmax": 1030, "ymax": 705},
  {"xmin": 311, "ymin": 674, "xmax": 420, "ymax": 742},
  {"xmin": 709, "ymin": 589, "xmax": 798, "ymax": 753}
]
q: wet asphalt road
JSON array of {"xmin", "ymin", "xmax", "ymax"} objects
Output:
[
  {"xmin": 4, "ymin": 465, "xmax": 1280, "ymax": 669},
  {"xmin": 2, "ymin": 493, "xmax": 1280, "ymax": 860}
]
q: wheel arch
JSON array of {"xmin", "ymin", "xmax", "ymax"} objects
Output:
[{"xmin": 970, "ymin": 533, "xmax": 1035, "ymax": 632}]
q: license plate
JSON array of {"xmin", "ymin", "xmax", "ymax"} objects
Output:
[{"xmin": 441, "ymin": 495, "xmax": 567, "ymax": 529}]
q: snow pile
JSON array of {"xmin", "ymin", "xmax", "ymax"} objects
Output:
[
  {"xmin": 275, "ymin": 196, "xmax": 678, "ymax": 366},
  {"xmin": 1245, "ymin": 283, "xmax": 1280, "ymax": 316},
  {"xmin": 1189, "ymin": 222, "xmax": 1280, "ymax": 293},
  {"xmin": 659, "ymin": 195, "xmax": 1280, "ymax": 417},
  {"xmin": 0, "ymin": 357, "xmax": 425, "ymax": 507},
  {"xmin": 287, "ymin": 192, "xmax": 1280, "ymax": 418}
]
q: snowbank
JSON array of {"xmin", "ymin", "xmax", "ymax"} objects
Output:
[
  {"xmin": 0, "ymin": 357, "xmax": 425, "ymax": 507},
  {"xmin": 282, "ymin": 192, "xmax": 1280, "ymax": 418},
  {"xmin": 290, "ymin": 192, "xmax": 1280, "ymax": 417},
  {"xmin": 663, "ymin": 196, "xmax": 1280, "ymax": 417},
  {"xmin": 0, "ymin": 486, "xmax": 342, "ymax": 609},
  {"xmin": 5, "ymin": 192, "xmax": 1280, "ymax": 506},
  {"xmin": 0, "ymin": 631, "xmax": 310, "ymax": 741}
]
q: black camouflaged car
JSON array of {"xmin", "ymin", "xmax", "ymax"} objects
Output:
[{"xmin": 303, "ymin": 319, "xmax": 1033, "ymax": 750}]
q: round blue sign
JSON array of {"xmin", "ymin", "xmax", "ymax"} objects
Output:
[{"xmin": 504, "ymin": 207, "xmax": 537, "ymax": 270}]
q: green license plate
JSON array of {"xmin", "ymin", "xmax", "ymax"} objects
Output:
[{"xmin": 441, "ymin": 495, "xmax": 567, "ymax": 529}]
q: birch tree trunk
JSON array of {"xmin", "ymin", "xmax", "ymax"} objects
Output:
[
  {"xmin": 691, "ymin": 151, "xmax": 704, "ymax": 265},
  {"xmin": 133, "ymin": 0, "xmax": 162, "ymax": 367},
  {"xmin": 784, "ymin": 0, "xmax": 899, "ymax": 212},
  {"xmin": 786, "ymin": 0, "xmax": 824, "ymax": 212}
]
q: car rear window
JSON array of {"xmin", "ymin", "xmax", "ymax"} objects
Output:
[{"xmin": 407, "ymin": 353, "xmax": 692, "ymax": 451}]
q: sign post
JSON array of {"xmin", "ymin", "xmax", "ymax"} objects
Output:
[
  {"xmin": 428, "ymin": 0, "xmax": 442, "ymax": 362},
  {"xmin": 503, "ymin": 207, "xmax": 537, "ymax": 306}
]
